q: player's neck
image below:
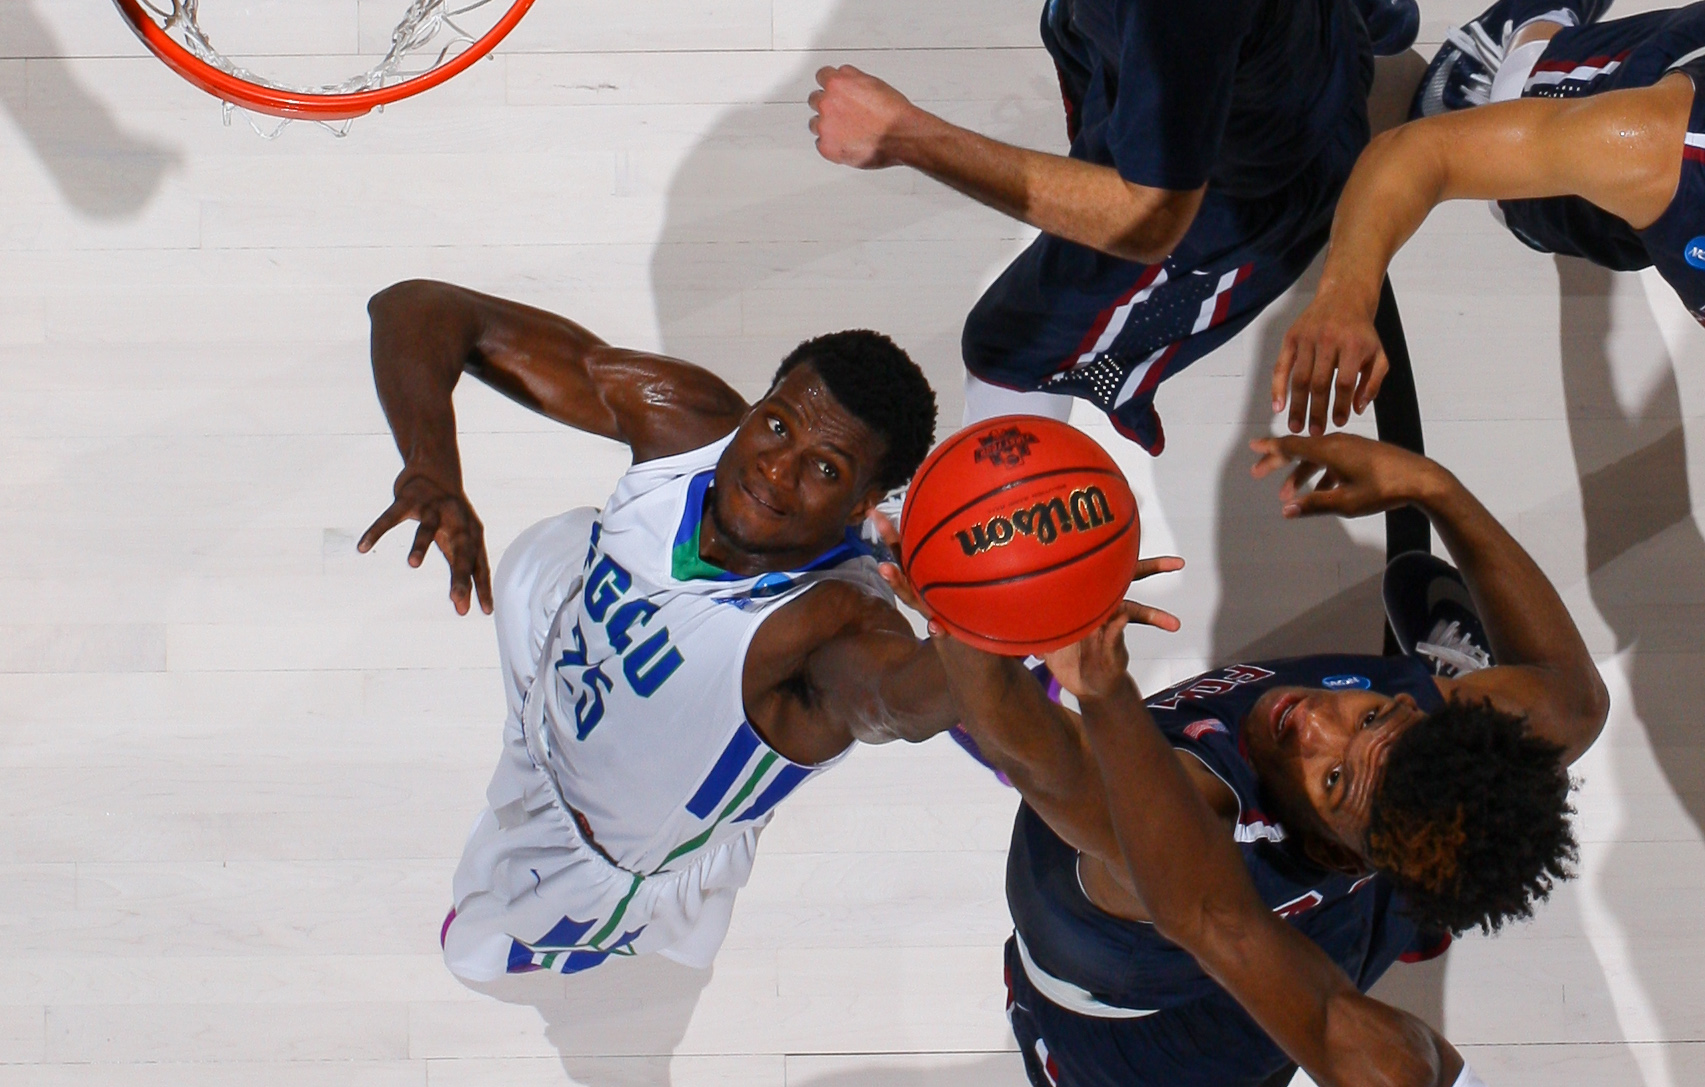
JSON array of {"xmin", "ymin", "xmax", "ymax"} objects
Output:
[{"xmin": 696, "ymin": 501, "xmax": 836, "ymax": 577}]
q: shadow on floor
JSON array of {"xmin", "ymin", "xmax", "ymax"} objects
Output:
[
  {"xmin": 648, "ymin": 0, "xmax": 1055, "ymax": 416},
  {"xmin": 468, "ymin": 955, "xmax": 716, "ymax": 1086},
  {"xmin": 789, "ymin": 1053, "xmax": 1028, "ymax": 1087},
  {"xmin": 0, "ymin": 1, "xmax": 178, "ymax": 218},
  {"xmin": 1556, "ymin": 255, "xmax": 1705, "ymax": 1069}
]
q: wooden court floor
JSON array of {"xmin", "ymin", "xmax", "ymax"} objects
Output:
[{"xmin": 1, "ymin": 1, "xmax": 1702, "ymax": 1083}]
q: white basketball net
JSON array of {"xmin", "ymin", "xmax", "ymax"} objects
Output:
[{"xmin": 137, "ymin": 0, "xmax": 500, "ymax": 134}]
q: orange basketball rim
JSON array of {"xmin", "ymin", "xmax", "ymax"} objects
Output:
[{"xmin": 112, "ymin": 0, "xmax": 538, "ymax": 121}]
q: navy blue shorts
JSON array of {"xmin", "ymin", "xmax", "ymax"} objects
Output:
[
  {"xmin": 1004, "ymin": 936, "xmax": 1295, "ymax": 1087},
  {"xmin": 961, "ymin": 7, "xmax": 1374, "ymax": 453}
]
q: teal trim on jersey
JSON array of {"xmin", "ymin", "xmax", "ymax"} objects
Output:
[
  {"xmin": 657, "ymin": 751, "xmax": 780, "ymax": 870},
  {"xmin": 587, "ymin": 873, "xmax": 645, "ymax": 948},
  {"xmin": 671, "ymin": 521, "xmax": 732, "ymax": 582}
]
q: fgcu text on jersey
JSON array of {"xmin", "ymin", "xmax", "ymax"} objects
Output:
[{"xmin": 555, "ymin": 523, "xmax": 685, "ymax": 740}]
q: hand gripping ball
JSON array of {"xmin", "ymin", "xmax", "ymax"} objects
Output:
[{"xmin": 899, "ymin": 415, "xmax": 1141, "ymax": 655}]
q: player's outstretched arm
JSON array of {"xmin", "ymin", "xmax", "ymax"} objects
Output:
[
  {"xmin": 1252, "ymin": 434, "xmax": 1609, "ymax": 763},
  {"xmin": 1278, "ymin": 76, "xmax": 1693, "ymax": 435},
  {"xmin": 742, "ymin": 578, "xmax": 963, "ymax": 766},
  {"xmin": 1066, "ymin": 609, "xmax": 1465, "ymax": 1087},
  {"xmin": 806, "ymin": 66, "xmax": 1204, "ymax": 265},
  {"xmin": 360, "ymin": 279, "xmax": 748, "ymax": 614}
]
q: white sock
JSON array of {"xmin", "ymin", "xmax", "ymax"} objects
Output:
[{"xmin": 963, "ymin": 372, "xmax": 1074, "ymax": 426}]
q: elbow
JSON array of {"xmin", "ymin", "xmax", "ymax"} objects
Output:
[
  {"xmin": 1576, "ymin": 666, "xmax": 1611, "ymax": 748},
  {"xmin": 368, "ymin": 278, "xmax": 451, "ymax": 322},
  {"xmin": 1111, "ymin": 216, "xmax": 1191, "ymax": 266},
  {"xmin": 1107, "ymin": 186, "xmax": 1201, "ymax": 265}
]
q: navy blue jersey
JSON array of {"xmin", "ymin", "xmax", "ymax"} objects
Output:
[
  {"xmin": 1008, "ymin": 653, "xmax": 1448, "ymax": 1013},
  {"xmin": 1044, "ymin": 0, "xmax": 1368, "ymax": 199},
  {"xmin": 1498, "ymin": 4, "xmax": 1705, "ymax": 318}
]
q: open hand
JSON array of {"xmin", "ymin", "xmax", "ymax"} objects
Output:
[
  {"xmin": 1272, "ymin": 288, "xmax": 1387, "ymax": 435},
  {"xmin": 809, "ymin": 65, "xmax": 915, "ymax": 169},
  {"xmin": 358, "ymin": 473, "xmax": 493, "ymax": 616},
  {"xmin": 1041, "ymin": 553, "xmax": 1183, "ymax": 698},
  {"xmin": 1250, "ymin": 434, "xmax": 1445, "ymax": 520}
]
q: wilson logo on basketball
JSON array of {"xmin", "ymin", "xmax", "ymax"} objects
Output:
[
  {"xmin": 972, "ymin": 425, "xmax": 1039, "ymax": 468},
  {"xmin": 955, "ymin": 486, "xmax": 1115, "ymax": 556}
]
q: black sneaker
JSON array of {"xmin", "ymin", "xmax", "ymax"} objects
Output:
[
  {"xmin": 1382, "ymin": 551, "xmax": 1495, "ymax": 677},
  {"xmin": 1409, "ymin": 0, "xmax": 1615, "ymax": 119}
]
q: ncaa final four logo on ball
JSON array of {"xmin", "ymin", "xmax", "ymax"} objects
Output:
[{"xmin": 972, "ymin": 424, "xmax": 1041, "ymax": 468}]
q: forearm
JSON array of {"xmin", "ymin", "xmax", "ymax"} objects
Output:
[
  {"xmin": 1318, "ymin": 125, "xmax": 1450, "ymax": 316},
  {"xmin": 1416, "ymin": 468, "xmax": 1605, "ymax": 722},
  {"xmin": 367, "ymin": 280, "xmax": 479, "ymax": 490},
  {"xmin": 931, "ymin": 639, "xmax": 1118, "ymax": 856},
  {"xmin": 1076, "ymin": 681, "xmax": 1263, "ymax": 933},
  {"xmin": 885, "ymin": 109, "xmax": 1196, "ymax": 264}
]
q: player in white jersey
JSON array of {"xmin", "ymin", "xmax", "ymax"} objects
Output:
[{"xmin": 358, "ymin": 280, "xmax": 955, "ymax": 980}]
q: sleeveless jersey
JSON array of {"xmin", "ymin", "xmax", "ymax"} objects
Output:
[
  {"xmin": 521, "ymin": 435, "xmax": 892, "ymax": 877},
  {"xmin": 1008, "ymin": 653, "xmax": 1450, "ymax": 1012},
  {"xmin": 1496, "ymin": 5, "xmax": 1705, "ymax": 320}
]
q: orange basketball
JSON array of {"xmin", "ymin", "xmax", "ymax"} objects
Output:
[{"xmin": 900, "ymin": 415, "xmax": 1141, "ymax": 656}]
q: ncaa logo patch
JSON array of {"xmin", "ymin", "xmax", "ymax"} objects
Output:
[
  {"xmin": 1321, "ymin": 674, "xmax": 1371, "ymax": 690},
  {"xmin": 1686, "ymin": 237, "xmax": 1705, "ymax": 270}
]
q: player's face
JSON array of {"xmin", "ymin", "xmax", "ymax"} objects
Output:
[
  {"xmin": 1243, "ymin": 687, "xmax": 1428, "ymax": 857},
  {"xmin": 709, "ymin": 365, "xmax": 886, "ymax": 560}
]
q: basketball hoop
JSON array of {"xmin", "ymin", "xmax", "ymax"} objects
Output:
[{"xmin": 113, "ymin": 0, "xmax": 537, "ymax": 133}]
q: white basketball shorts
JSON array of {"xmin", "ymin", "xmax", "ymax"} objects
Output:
[{"xmin": 440, "ymin": 509, "xmax": 762, "ymax": 982}]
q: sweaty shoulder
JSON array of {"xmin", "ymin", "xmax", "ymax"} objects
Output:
[
  {"xmin": 741, "ymin": 576, "xmax": 907, "ymax": 763},
  {"xmin": 745, "ymin": 579, "xmax": 905, "ymax": 681}
]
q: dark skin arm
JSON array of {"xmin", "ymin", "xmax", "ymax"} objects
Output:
[
  {"xmin": 1065, "ymin": 613, "xmax": 1463, "ymax": 1087},
  {"xmin": 1252, "ymin": 434, "xmax": 1609, "ymax": 765},
  {"xmin": 918, "ymin": 595, "xmax": 1462, "ymax": 1085},
  {"xmin": 361, "ymin": 280, "xmax": 955, "ymax": 768},
  {"xmin": 743, "ymin": 579, "xmax": 961, "ymax": 765},
  {"xmin": 359, "ymin": 278, "xmax": 748, "ymax": 614}
]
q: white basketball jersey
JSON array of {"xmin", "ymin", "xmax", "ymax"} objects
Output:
[{"xmin": 521, "ymin": 434, "xmax": 891, "ymax": 876}]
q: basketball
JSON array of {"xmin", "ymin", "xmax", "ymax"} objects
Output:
[{"xmin": 899, "ymin": 415, "xmax": 1142, "ymax": 656}]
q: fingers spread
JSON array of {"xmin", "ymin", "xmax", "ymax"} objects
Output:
[
  {"xmin": 474, "ymin": 548, "xmax": 495, "ymax": 617},
  {"xmin": 1306, "ymin": 351, "xmax": 1336, "ymax": 436},
  {"xmin": 1132, "ymin": 555, "xmax": 1185, "ymax": 579},
  {"xmin": 1121, "ymin": 600, "xmax": 1181, "ymax": 632},
  {"xmin": 1357, "ymin": 351, "xmax": 1390, "ymax": 413},
  {"xmin": 408, "ymin": 517, "xmax": 438, "ymax": 568},
  {"xmin": 1332, "ymin": 357, "xmax": 1360, "ymax": 428},
  {"xmin": 1272, "ymin": 339, "xmax": 1296, "ymax": 414},
  {"xmin": 1286, "ymin": 344, "xmax": 1316, "ymax": 434},
  {"xmin": 358, "ymin": 502, "xmax": 406, "ymax": 553}
]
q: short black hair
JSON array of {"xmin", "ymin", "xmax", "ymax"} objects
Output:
[
  {"xmin": 773, "ymin": 330, "xmax": 937, "ymax": 492},
  {"xmin": 1368, "ymin": 698, "xmax": 1576, "ymax": 935}
]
